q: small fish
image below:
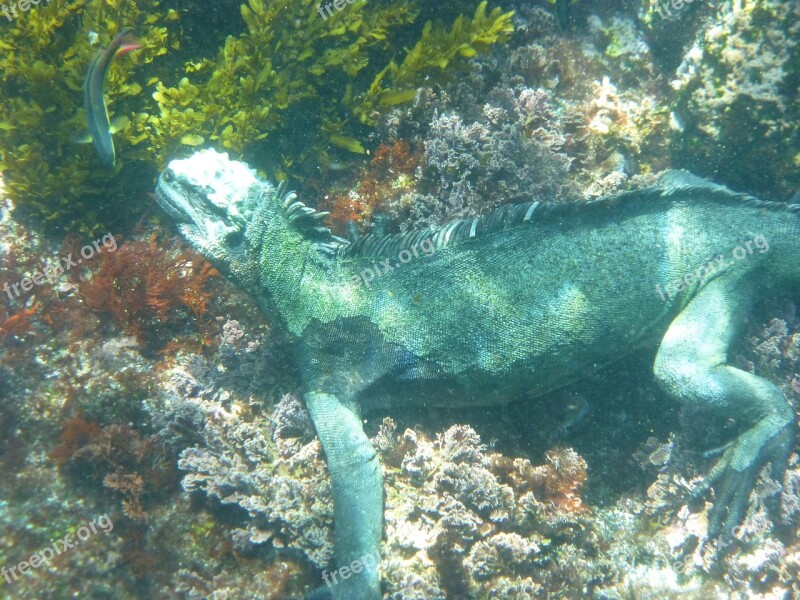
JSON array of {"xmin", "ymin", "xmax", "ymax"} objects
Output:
[
  {"xmin": 560, "ymin": 396, "xmax": 591, "ymax": 434},
  {"xmin": 73, "ymin": 29, "xmax": 141, "ymax": 167}
]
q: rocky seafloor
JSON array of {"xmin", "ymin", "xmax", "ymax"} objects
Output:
[{"xmin": 1, "ymin": 0, "xmax": 800, "ymax": 598}]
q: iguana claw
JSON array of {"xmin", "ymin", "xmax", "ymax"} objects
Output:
[{"xmin": 699, "ymin": 419, "xmax": 794, "ymax": 544}]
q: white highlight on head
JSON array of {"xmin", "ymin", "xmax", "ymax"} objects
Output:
[{"xmin": 168, "ymin": 149, "xmax": 259, "ymax": 210}]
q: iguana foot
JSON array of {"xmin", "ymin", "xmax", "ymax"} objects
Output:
[{"xmin": 692, "ymin": 417, "xmax": 793, "ymax": 543}]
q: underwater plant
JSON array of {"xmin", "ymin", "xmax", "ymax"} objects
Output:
[
  {"xmin": 78, "ymin": 232, "xmax": 218, "ymax": 353},
  {"xmin": 0, "ymin": 0, "xmax": 513, "ymax": 236},
  {"xmin": 0, "ymin": 0, "xmax": 174, "ymax": 235},
  {"xmin": 319, "ymin": 139, "xmax": 421, "ymax": 234},
  {"xmin": 138, "ymin": 0, "xmax": 514, "ymax": 177}
]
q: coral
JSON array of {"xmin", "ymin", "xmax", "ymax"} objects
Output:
[
  {"xmin": 365, "ymin": 4, "xmax": 670, "ymax": 232},
  {"xmin": 0, "ymin": 206, "xmax": 292, "ymax": 598},
  {"xmin": 360, "ymin": 82, "xmax": 577, "ymax": 232},
  {"xmin": 394, "ymin": 86, "xmax": 575, "ymax": 230},
  {"xmin": 513, "ymin": 447, "xmax": 589, "ymax": 513},
  {"xmin": 429, "ymin": 87, "xmax": 571, "ymax": 212},
  {"xmin": 52, "ymin": 417, "xmax": 176, "ymax": 520},
  {"xmin": 670, "ymin": 0, "xmax": 800, "ymax": 198},
  {"xmin": 432, "ymin": 427, "xmax": 516, "ymax": 518},
  {"xmin": 735, "ymin": 300, "xmax": 800, "ymax": 392},
  {"xmin": 376, "ymin": 421, "xmax": 601, "ymax": 597},
  {"xmin": 467, "ymin": 532, "xmax": 541, "ymax": 581},
  {"xmin": 176, "ymin": 393, "xmax": 334, "ymax": 566},
  {"xmin": 155, "ymin": 317, "xmax": 289, "ymax": 419},
  {"xmin": 171, "ymin": 385, "xmax": 604, "ymax": 598}
]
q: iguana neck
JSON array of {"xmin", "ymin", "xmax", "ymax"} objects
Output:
[{"xmin": 246, "ymin": 193, "xmax": 359, "ymax": 337}]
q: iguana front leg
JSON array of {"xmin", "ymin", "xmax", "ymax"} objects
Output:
[
  {"xmin": 305, "ymin": 390, "xmax": 383, "ymax": 600},
  {"xmin": 653, "ymin": 277, "xmax": 794, "ymax": 541}
]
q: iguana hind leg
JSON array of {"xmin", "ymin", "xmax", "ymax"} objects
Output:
[
  {"xmin": 653, "ymin": 276, "xmax": 794, "ymax": 541},
  {"xmin": 305, "ymin": 391, "xmax": 383, "ymax": 600}
]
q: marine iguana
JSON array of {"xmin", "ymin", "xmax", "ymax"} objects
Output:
[{"xmin": 156, "ymin": 149, "xmax": 796, "ymax": 599}]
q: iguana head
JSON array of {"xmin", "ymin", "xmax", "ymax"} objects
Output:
[
  {"xmin": 156, "ymin": 149, "xmax": 353, "ymax": 332},
  {"xmin": 155, "ymin": 148, "xmax": 265, "ymax": 265}
]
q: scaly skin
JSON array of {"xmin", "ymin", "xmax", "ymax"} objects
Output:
[{"xmin": 156, "ymin": 150, "xmax": 797, "ymax": 599}]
